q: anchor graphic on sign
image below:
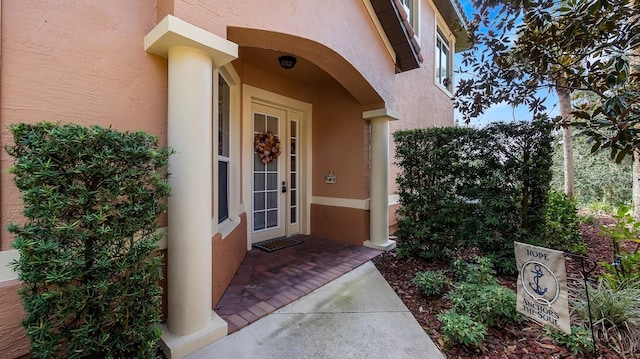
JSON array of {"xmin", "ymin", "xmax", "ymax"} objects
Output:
[{"xmin": 529, "ymin": 264, "xmax": 548, "ymax": 296}]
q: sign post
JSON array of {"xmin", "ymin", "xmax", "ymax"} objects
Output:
[{"xmin": 515, "ymin": 242, "xmax": 571, "ymax": 334}]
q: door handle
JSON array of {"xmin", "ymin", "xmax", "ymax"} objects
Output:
[{"xmin": 281, "ymin": 181, "xmax": 287, "ymax": 193}]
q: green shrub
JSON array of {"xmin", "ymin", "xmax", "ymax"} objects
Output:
[
  {"xmin": 600, "ymin": 205, "xmax": 640, "ymax": 285},
  {"xmin": 486, "ymin": 254, "xmax": 518, "ymax": 276},
  {"xmin": 446, "ymin": 282, "xmax": 524, "ymax": 326},
  {"xmin": 394, "ymin": 120, "xmax": 553, "ymax": 261},
  {"xmin": 462, "ymin": 256, "xmax": 498, "ymax": 285},
  {"xmin": 412, "ymin": 270, "xmax": 449, "ymax": 296},
  {"xmin": 6, "ymin": 122, "xmax": 172, "ymax": 359},
  {"xmin": 543, "ymin": 326, "xmax": 593, "ymax": 356},
  {"xmin": 542, "ymin": 191, "xmax": 584, "ymax": 252},
  {"xmin": 449, "ymin": 258, "xmax": 468, "ymax": 281},
  {"xmin": 570, "ymin": 277, "xmax": 640, "ymax": 355},
  {"xmin": 437, "ymin": 310, "xmax": 487, "ymax": 347}
]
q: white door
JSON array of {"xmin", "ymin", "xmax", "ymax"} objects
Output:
[{"xmin": 251, "ymin": 102, "xmax": 300, "ymax": 243}]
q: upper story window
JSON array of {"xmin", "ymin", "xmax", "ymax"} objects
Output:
[
  {"xmin": 218, "ymin": 74, "xmax": 230, "ymax": 223},
  {"xmin": 435, "ymin": 28, "xmax": 452, "ymax": 92},
  {"xmin": 401, "ymin": 0, "xmax": 419, "ymax": 34}
]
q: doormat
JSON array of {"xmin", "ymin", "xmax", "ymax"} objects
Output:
[{"xmin": 253, "ymin": 237, "xmax": 304, "ymax": 252}]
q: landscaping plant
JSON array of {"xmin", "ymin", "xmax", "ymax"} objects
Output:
[
  {"xmin": 426, "ymin": 257, "xmax": 523, "ymax": 348},
  {"xmin": 570, "ymin": 277, "xmax": 640, "ymax": 356},
  {"xmin": 543, "ymin": 326, "xmax": 593, "ymax": 356},
  {"xmin": 542, "ymin": 191, "xmax": 584, "ymax": 253},
  {"xmin": 6, "ymin": 122, "xmax": 172, "ymax": 359},
  {"xmin": 393, "ymin": 120, "xmax": 553, "ymax": 269},
  {"xmin": 599, "ymin": 205, "xmax": 640, "ymax": 285},
  {"xmin": 437, "ymin": 311, "xmax": 487, "ymax": 348},
  {"xmin": 412, "ymin": 270, "xmax": 449, "ymax": 296}
]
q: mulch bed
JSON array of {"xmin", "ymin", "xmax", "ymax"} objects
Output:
[{"xmin": 373, "ymin": 214, "xmax": 637, "ymax": 359}]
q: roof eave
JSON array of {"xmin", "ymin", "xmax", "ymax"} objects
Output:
[{"xmin": 432, "ymin": 0, "xmax": 472, "ymax": 52}]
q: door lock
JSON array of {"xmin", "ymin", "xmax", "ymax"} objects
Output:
[{"xmin": 281, "ymin": 181, "xmax": 287, "ymax": 193}]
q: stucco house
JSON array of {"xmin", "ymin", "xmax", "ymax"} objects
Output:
[{"xmin": 0, "ymin": 0, "xmax": 468, "ymax": 358}]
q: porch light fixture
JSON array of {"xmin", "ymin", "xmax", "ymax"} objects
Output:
[{"xmin": 278, "ymin": 55, "xmax": 297, "ymax": 69}]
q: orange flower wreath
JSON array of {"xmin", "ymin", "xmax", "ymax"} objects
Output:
[{"xmin": 254, "ymin": 131, "xmax": 282, "ymax": 164}]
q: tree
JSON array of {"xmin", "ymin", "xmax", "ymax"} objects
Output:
[
  {"xmin": 550, "ymin": 133, "xmax": 632, "ymax": 207},
  {"xmin": 456, "ymin": 0, "xmax": 640, "ymax": 162},
  {"xmin": 557, "ymin": 86, "xmax": 575, "ymax": 197}
]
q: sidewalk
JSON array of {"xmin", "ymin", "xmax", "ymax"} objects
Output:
[{"xmin": 186, "ymin": 262, "xmax": 445, "ymax": 359}]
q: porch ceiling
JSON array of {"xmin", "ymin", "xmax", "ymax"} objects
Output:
[
  {"xmin": 237, "ymin": 47, "xmax": 335, "ymax": 86},
  {"xmin": 227, "ymin": 27, "xmax": 384, "ymax": 106}
]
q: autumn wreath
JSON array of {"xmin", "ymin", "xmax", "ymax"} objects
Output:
[{"xmin": 254, "ymin": 131, "xmax": 282, "ymax": 164}]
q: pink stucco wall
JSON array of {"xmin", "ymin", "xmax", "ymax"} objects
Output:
[
  {"xmin": 0, "ymin": 0, "xmax": 457, "ymax": 353},
  {"xmin": 171, "ymin": 0, "xmax": 396, "ymax": 107},
  {"xmin": 389, "ymin": 1, "xmax": 456, "ymax": 196},
  {"xmin": 0, "ymin": 0, "xmax": 168, "ymax": 249},
  {"xmin": 0, "ymin": 280, "xmax": 29, "ymax": 359},
  {"xmin": 1, "ymin": 1, "xmax": 457, "ymax": 247}
]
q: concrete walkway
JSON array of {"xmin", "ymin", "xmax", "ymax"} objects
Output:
[{"xmin": 186, "ymin": 262, "xmax": 444, "ymax": 359}]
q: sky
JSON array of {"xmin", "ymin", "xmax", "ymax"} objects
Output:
[{"xmin": 454, "ymin": 0, "xmax": 560, "ymax": 126}]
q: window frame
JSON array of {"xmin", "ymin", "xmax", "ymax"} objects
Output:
[
  {"xmin": 435, "ymin": 27, "xmax": 453, "ymax": 93},
  {"xmin": 217, "ymin": 74, "xmax": 231, "ymax": 224},
  {"xmin": 401, "ymin": 0, "xmax": 419, "ymax": 39},
  {"xmin": 213, "ymin": 66, "xmax": 241, "ymax": 238}
]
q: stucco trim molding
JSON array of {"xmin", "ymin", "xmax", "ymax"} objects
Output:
[
  {"xmin": 144, "ymin": 15, "xmax": 238, "ymax": 68},
  {"xmin": 311, "ymin": 195, "xmax": 400, "ymax": 210},
  {"xmin": 363, "ymin": 108, "xmax": 401, "ymax": 121},
  {"xmin": 0, "ymin": 250, "xmax": 19, "ymax": 282},
  {"xmin": 311, "ymin": 196, "xmax": 370, "ymax": 210}
]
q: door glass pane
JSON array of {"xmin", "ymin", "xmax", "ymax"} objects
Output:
[
  {"xmin": 289, "ymin": 120, "xmax": 298, "ymax": 226},
  {"xmin": 267, "ymin": 116, "xmax": 278, "ymax": 133},
  {"xmin": 254, "ymin": 192, "xmax": 265, "ymax": 211},
  {"xmin": 266, "ymin": 191, "xmax": 278, "ymax": 209},
  {"xmin": 254, "ymin": 113, "xmax": 266, "ymax": 133},
  {"xmin": 266, "ymin": 173, "xmax": 277, "ymax": 190},
  {"xmin": 267, "ymin": 159, "xmax": 277, "ymax": 171},
  {"xmin": 254, "ymin": 173, "xmax": 265, "ymax": 191},
  {"xmin": 254, "ymin": 212, "xmax": 265, "ymax": 230},
  {"xmin": 267, "ymin": 210, "xmax": 278, "ymax": 228},
  {"xmin": 254, "ymin": 153, "xmax": 265, "ymax": 171}
]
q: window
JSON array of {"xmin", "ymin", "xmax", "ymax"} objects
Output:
[
  {"xmin": 218, "ymin": 74, "xmax": 230, "ymax": 223},
  {"xmin": 401, "ymin": 0, "xmax": 418, "ymax": 33},
  {"xmin": 435, "ymin": 28, "xmax": 451, "ymax": 92}
]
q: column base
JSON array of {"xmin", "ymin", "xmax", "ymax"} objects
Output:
[
  {"xmin": 363, "ymin": 239, "xmax": 396, "ymax": 251},
  {"xmin": 160, "ymin": 311, "xmax": 228, "ymax": 359}
]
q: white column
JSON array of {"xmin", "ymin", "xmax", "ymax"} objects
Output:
[
  {"xmin": 145, "ymin": 15, "xmax": 237, "ymax": 359},
  {"xmin": 363, "ymin": 109, "xmax": 398, "ymax": 251},
  {"xmin": 166, "ymin": 45, "xmax": 213, "ymax": 335}
]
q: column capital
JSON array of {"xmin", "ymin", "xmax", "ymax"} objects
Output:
[
  {"xmin": 362, "ymin": 108, "xmax": 400, "ymax": 121},
  {"xmin": 145, "ymin": 15, "xmax": 238, "ymax": 68}
]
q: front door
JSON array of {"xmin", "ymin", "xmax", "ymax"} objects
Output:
[{"xmin": 251, "ymin": 102, "xmax": 300, "ymax": 243}]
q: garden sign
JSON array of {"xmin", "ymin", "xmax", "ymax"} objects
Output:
[{"xmin": 514, "ymin": 242, "xmax": 571, "ymax": 334}]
